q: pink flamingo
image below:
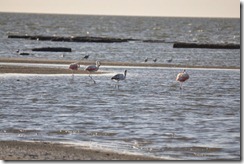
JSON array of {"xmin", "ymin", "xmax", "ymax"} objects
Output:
[
  {"xmin": 69, "ymin": 62, "xmax": 80, "ymax": 77},
  {"xmin": 176, "ymin": 69, "xmax": 189, "ymax": 89},
  {"xmin": 84, "ymin": 61, "xmax": 101, "ymax": 83}
]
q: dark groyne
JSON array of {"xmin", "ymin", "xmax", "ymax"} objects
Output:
[
  {"xmin": 8, "ymin": 35, "xmax": 240, "ymax": 49},
  {"xmin": 32, "ymin": 47, "xmax": 72, "ymax": 52},
  {"xmin": 8, "ymin": 35, "xmax": 134, "ymax": 43},
  {"xmin": 173, "ymin": 42, "xmax": 240, "ymax": 49}
]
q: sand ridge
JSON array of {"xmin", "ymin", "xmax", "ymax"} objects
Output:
[
  {"xmin": 0, "ymin": 57, "xmax": 239, "ymax": 73},
  {"xmin": 0, "ymin": 141, "xmax": 164, "ymax": 160}
]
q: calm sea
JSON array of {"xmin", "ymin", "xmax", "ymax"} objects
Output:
[{"xmin": 0, "ymin": 12, "xmax": 240, "ymax": 160}]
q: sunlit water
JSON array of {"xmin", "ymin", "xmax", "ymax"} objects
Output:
[{"xmin": 0, "ymin": 13, "xmax": 240, "ymax": 160}]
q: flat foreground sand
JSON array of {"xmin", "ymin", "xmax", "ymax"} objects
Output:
[{"xmin": 0, "ymin": 141, "xmax": 163, "ymax": 160}]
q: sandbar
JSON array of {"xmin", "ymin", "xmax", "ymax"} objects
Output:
[
  {"xmin": 0, "ymin": 57, "xmax": 239, "ymax": 74},
  {"xmin": 0, "ymin": 141, "xmax": 164, "ymax": 160}
]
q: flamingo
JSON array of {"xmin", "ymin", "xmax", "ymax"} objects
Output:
[
  {"xmin": 69, "ymin": 62, "xmax": 80, "ymax": 77},
  {"xmin": 84, "ymin": 61, "xmax": 100, "ymax": 83},
  {"xmin": 176, "ymin": 69, "xmax": 189, "ymax": 89},
  {"xmin": 111, "ymin": 70, "xmax": 127, "ymax": 89}
]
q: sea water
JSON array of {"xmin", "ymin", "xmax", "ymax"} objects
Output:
[{"xmin": 0, "ymin": 13, "xmax": 240, "ymax": 160}]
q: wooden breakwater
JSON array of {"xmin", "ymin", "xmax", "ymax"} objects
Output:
[
  {"xmin": 173, "ymin": 42, "xmax": 240, "ymax": 49},
  {"xmin": 8, "ymin": 35, "xmax": 135, "ymax": 43},
  {"xmin": 32, "ymin": 47, "xmax": 72, "ymax": 52},
  {"xmin": 8, "ymin": 34, "xmax": 240, "ymax": 49}
]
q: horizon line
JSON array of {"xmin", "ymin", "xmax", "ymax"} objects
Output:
[{"xmin": 0, "ymin": 11, "xmax": 240, "ymax": 19}]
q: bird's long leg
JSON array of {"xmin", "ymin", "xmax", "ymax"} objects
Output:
[
  {"xmin": 72, "ymin": 70, "xmax": 74, "ymax": 78},
  {"xmin": 180, "ymin": 82, "xmax": 182, "ymax": 90},
  {"xmin": 114, "ymin": 81, "xmax": 117, "ymax": 88},
  {"xmin": 89, "ymin": 74, "xmax": 96, "ymax": 84}
]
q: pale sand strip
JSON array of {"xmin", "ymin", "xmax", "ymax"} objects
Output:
[
  {"xmin": 0, "ymin": 141, "xmax": 164, "ymax": 160},
  {"xmin": 0, "ymin": 57, "xmax": 239, "ymax": 70},
  {"xmin": 0, "ymin": 65, "xmax": 104, "ymax": 74}
]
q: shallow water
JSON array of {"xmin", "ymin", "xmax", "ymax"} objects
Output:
[
  {"xmin": 0, "ymin": 67, "xmax": 240, "ymax": 160},
  {"xmin": 0, "ymin": 13, "xmax": 240, "ymax": 160}
]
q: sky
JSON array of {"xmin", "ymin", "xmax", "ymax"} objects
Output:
[{"xmin": 0, "ymin": 0, "xmax": 240, "ymax": 18}]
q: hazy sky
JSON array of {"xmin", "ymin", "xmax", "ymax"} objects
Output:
[{"xmin": 0, "ymin": 0, "xmax": 240, "ymax": 18}]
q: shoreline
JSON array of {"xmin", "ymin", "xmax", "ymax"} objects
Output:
[
  {"xmin": 0, "ymin": 140, "xmax": 164, "ymax": 160},
  {"xmin": 0, "ymin": 65, "xmax": 106, "ymax": 74},
  {"xmin": 0, "ymin": 57, "xmax": 240, "ymax": 71}
]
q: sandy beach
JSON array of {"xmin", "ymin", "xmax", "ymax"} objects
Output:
[
  {"xmin": 0, "ymin": 58, "xmax": 108, "ymax": 74},
  {"xmin": 0, "ymin": 57, "xmax": 239, "ymax": 74},
  {"xmin": 0, "ymin": 65, "xmax": 105, "ymax": 74},
  {"xmin": 0, "ymin": 141, "xmax": 164, "ymax": 160}
]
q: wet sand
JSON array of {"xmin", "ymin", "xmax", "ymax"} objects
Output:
[
  {"xmin": 0, "ymin": 58, "xmax": 107, "ymax": 74},
  {"xmin": 0, "ymin": 65, "xmax": 105, "ymax": 74},
  {"xmin": 0, "ymin": 141, "xmax": 163, "ymax": 160},
  {"xmin": 0, "ymin": 57, "xmax": 239, "ymax": 74}
]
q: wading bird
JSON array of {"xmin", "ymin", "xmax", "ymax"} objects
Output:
[
  {"xmin": 111, "ymin": 70, "xmax": 127, "ymax": 89},
  {"xmin": 153, "ymin": 58, "xmax": 157, "ymax": 62},
  {"xmin": 69, "ymin": 62, "xmax": 80, "ymax": 77},
  {"xmin": 176, "ymin": 69, "xmax": 189, "ymax": 89},
  {"xmin": 144, "ymin": 58, "xmax": 148, "ymax": 62},
  {"xmin": 83, "ymin": 55, "xmax": 89, "ymax": 59},
  {"xmin": 84, "ymin": 61, "xmax": 100, "ymax": 83},
  {"xmin": 167, "ymin": 58, "xmax": 173, "ymax": 63}
]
